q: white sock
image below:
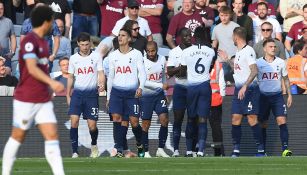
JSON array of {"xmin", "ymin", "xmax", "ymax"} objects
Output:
[
  {"xmin": 2, "ymin": 137, "xmax": 21, "ymax": 175},
  {"xmin": 45, "ymin": 140, "xmax": 65, "ymax": 175}
]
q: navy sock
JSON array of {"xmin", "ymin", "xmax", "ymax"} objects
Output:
[
  {"xmin": 89, "ymin": 128, "xmax": 98, "ymax": 145},
  {"xmin": 70, "ymin": 127, "xmax": 78, "ymax": 153},
  {"xmin": 232, "ymin": 125, "xmax": 241, "ymax": 151},
  {"xmin": 141, "ymin": 130, "xmax": 149, "ymax": 152},
  {"xmin": 159, "ymin": 125, "xmax": 168, "ymax": 148},
  {"xmin": 251, "ymin": 123, "xmax": 264, "ymax": 151},
  {"xmin": 279, "ymin": 124, "xmax": 289, "ymax": 151},
  {"xmin": 132, "ymin": 124, "xmax": 142, "ymax": 145},
  {"xmin": 114, "ymin": 122, "xmax": 123, "ymax": 152},
  {"xmin": 185, "ymin": 120, "xmax": 196, "ymax": 152},
  {"xmin": 262, "ymin": 128, "xmax": 267, "ymax": 151},
  {"xmin": 198, "ymin": 122, "xmax": 208, "ymax": 153},
  {"xmin": 122, "ymin": 125, "xmax": 128, "ymax": 150},
  {"xmin": 113, "ymin": 122, "xmax": 120, "ymax": 149},
  {"xmin": 173, "ymin": 121, "xmax": 182, "ymax": 151}
]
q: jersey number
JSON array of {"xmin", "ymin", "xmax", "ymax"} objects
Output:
[
  {"xmin": 91, "ymin": 108, "xmax": 99, "ymax": 115},
  {"xmin": 195, "ymin": 58, "xmax": 205, "ymax": 74},
  {"xmin": 134, "ymin": 104, "xmax": 139, "ymax": 114},
  {"xmin": 161, "ymin": 100, "xmax": 167, "ymax": 107}
]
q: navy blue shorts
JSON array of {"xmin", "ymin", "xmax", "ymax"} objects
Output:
[
  {"xmin": 68, "ymin": 93, "xmax": 99, "ymax": 121},
  {"xmin": 172, "ymin": 84, "xmax": 187, "ymax": 111},
  {"xmin": 140, "ymin": 91, "xmax": 168, "ymax": 120},
  {"xmin": 232, "ymin": 85, "xmax": 260, "ymax": 115},
  {"xmin": 109, "ymin": 88, "xmax": 139, "ymax": 118},
  {"xmin": 187, "ymin": 81, "xmax": 212, "ymax": 118},
  {"xmin": 258, "ymin": 92, "xmax": 287, "ymax": 122}
]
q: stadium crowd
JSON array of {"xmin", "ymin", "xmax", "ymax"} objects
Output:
[{"xmin": 0, "ymin": 0, "xmax": 306, "ymax": 161}]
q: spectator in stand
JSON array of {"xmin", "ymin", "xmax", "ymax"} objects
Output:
[
  {"xmin": 166, "ymin": 0, "xmax": 204, "ymax": 48},
  {"xmin": 20, "ymin": 2, "xmax": 60, "ymax": 72},
  {"xmin": 212, "ymin": 0, "xmax": 227, "ymax": 26},
  {"xmin": 138, "ymin": 0, "xmax": 164, "ymax": 47},
  {"xmin": 232, "ymin": 0, "xmax": 254, "ymax": 44},
  {"xmin": 194, "ymin": 0, "xmax": 214, "ymax": 41},
  {"xmin": 172, "ymin": 0, "xmax": 183, "ymax": 15},
  {"xmin": 248, "ymin": 0, "xmax": 276, "ymax": 19},
  {"xmin": 212, "ymin": 6, "xmax": 239, "ymax": 63},
  {"xmin": 287, "ymin": 40, "xmax": 307, "ymax": 94},
  {"xmin": 0, "ymin": 1, "xmax": 16, "ymax": 69},
  {"xmin": 99, "ymin": 0, "xmax": 127, "ymax": 39},
  {"xmin": 0, "ymin": 56, "xmax": 18, "ymax": 96},
  {"xmin": 54, "ymin": 57, "xmax": 69, "ymax": 96},
  {"xmin": 2, "ymin": 0, "xmax": 16, "ymax": 23},
  {"xmin": 252, "ymin": 2, "xmax": 282, "ymax": 44},
  {"xmin": 42, "ymin": 0, "xmax": 72, "ymax": 38},
  {"xmin": 254, "ymin": 22, "xmax": 286, "ymax": 59},
  {"xmin": 12, "ymin": 0, "xmax": 39, "ymax": 19},
  {"xmin": 284, "ymin": 4, "xmax": 307, "ymax": 58},
  {"xmin": 280, "ymin": 0, "xmax": 306, "ymax": 36},
  {"xmin": 112, "ymin": 0, "xmax": 153, "ymax": 41},
  {"xmin": 71, "ymin": 0, "xmax": 100, "ymax": 40},
  {"xmin": 52, "ymin": 19, "xmax": 71, "ymax": 72}
]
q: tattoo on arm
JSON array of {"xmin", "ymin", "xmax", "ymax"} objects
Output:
[
  {"xmin": 283, "ymin": 75, "xmax": 291, "ymax": 95},
  {"xmin": 245, "ymin": 64, "xmax": 258, "ymax": 86}
]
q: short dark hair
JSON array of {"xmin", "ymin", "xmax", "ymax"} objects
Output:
[
  {"xmin": 261, "ymin": 21, "xmax": 273, "ymax": 28},
  {"xmin": 293, "ymin": 40, "xmax": 306, "ymax": 55},
  {"xmin": 58, "ymin": 57, "xmax": 69, "ymax": 65},
  {"xmin": 257, "ymin": 2, "xmax": 268, "ymax": 9},
  {"xmin": 77, "ymin": 32, "xmax": 91, "ymax": 42},
  {"xmin": 194, "ymin": 26, "xmax": 211, "ymax": 46},
  {"xmin": 233, "ymin": 27, "xmax": 247, "ymax": 41},
  {"xmin": 303, "ymin": 4, "xmax": 307, "ymax": 11},
  {"xmin": 219, "ymin": 6, "xmax": 232, "ymax": 15},
  {"xmin": 119, "ymin": 28, "xmax": 132, "ymax": 38},
  {"xmin": 263, "ymin": 38, "xmax": 275, "ymax": 47},
  {"xmin": 30, "ymin": 5, "xmax": 54, "ymax": 28},
  {"xmin": 123, "ymin": 20, "xmax": 138, "ymax": 31}
]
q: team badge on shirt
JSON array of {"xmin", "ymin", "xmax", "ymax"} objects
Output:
[{"xmin": 25, "ymin": 42, "xmax": 34, "ymax": 52}]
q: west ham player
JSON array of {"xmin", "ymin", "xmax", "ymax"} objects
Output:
[
  {"xmin": 256, "ymin": 38, "xmax": 293, "ymax": 156},
  {"xmin": 107, "ymin": 28, "xmax": 146, "ymax": 157},
  {"xmin": 218, "ymin": 27, "xmax": 265, "ymax": 157},
  {"xmin": 140, "ymin": 41, "xmax": 170, "ymax": 158},
  {"xmin": 181, "ymin": 26, "xmax": 215, "ymax": 157},
  {"xmin": 167, "ymin": 27, "xmax": 192, "ymax": 157},
  {"xmin": 66, "ymin": 32, "xmax": 105, "ymax": 158},
  {"xmin": 2, "ymin": 5, "xmax": 65, "ymax": 175}
]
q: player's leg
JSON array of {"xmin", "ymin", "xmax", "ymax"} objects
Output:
[
  {"xmin": 209, "ymin": 105, "xmax": 225, "ymax": 156},
  {"xmin": 156, "ymin": 113, "xmax": 170, "ymax": 157},
  {"xmin": 258, "ymin": 93, "xmax": 270, "ymax": 152},
  {"xmin": 140, "ymin": 96, "xmax": 154, "ymax": 157},
  {"xmin": 113, "ymin": 113, "xmax": 124, "ymax": 157},
  {"xmin": 231, "ymin": 114, "xmax": 243, "ymax": 157},
  {"xmin": 247, "ymin": 114, "xmax": 265, "ymax": 156},
  {"xmin": 121, "ymin": 120, "xmax": 136, "ymax": 158},
  {"xmin": 142, "ymin": 119, "xmax": 151, "ymax": 157},
  {"xmin": 87, "ymin": 119, "xmax": 99, "ymax": 158},
  {"xmin": 2, "ymin": 100, "xmax": 35, "ymax": 175},
  {"xmin": 172, "ymin": 85, "xmax": 187, "ymax": 156},
  {"xmin": 36, "ymin": 102, "xmax": 64, "ymax": 175}
]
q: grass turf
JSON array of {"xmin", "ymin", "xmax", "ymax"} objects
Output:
[{"xmin": 3, "ymin": 157, "xmax": 307, "ymax": 175}]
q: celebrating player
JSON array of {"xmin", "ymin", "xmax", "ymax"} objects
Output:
[
  {"xmin": 66, "ymin": 32, "xmax": 105, "ymax": 158},
  {"xmin": 181, "ymin": 26, "xmax": 215, "ymax": 157},
  {"xmin": 141, "ymin": 41, "xmax": 170, "ymax": 158},
  {"xmin": 107, "ymin": 28, "xmax": 146, "ymax": 157},
  {"xmin": 256, "ymin": 38, "xmax": 292, "ymax": 156},
  {"xmin": 2, "ymin": 5, "xmax": 65, "ymax": 175},
  {"xmin": 218, "ymin": 27, "xmax": 265, "ymax": 157},
  {"xmin": 167, "ymin": 27, "xmax": 192, "ymax": 157}
]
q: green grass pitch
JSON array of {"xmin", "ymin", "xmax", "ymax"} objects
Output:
[{"xmin": 3, "ymin": 157, "xmax": 307, "ymax": 175}]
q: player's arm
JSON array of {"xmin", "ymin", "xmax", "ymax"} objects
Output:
[
  {"xmin": 238, "ymin": 64, "xmax": 258, "ymax": 100},
  {"xmin": 66, "ymin": 73, "xmax": 74, "ymax": 105},
  {"xmin": 166, "ymin": 34, "xmax": 176, "ymax": 49},
  {"xmin": 97, "ymin": 55, "xmax": 106, "ymax": 92},
  {"xmin": 25, "ymin": 59, "xmax": 64, "ymax": 93},
  {"xmin": 167, "ymin": 66, "xmax": 181, "ymax": 77},
  {"xmin": 179, "ymin": 52, "xmax": 187, "ymax": 76},
  {"xmin": 136, "ymin": 56, "xmax": 146, "ymax": 97},
  {"xmin": 107, "ymin": 57, "xmax": 115, "ymax": 101},
  {"xmin": 282, "ymin": 75, "xmax": 292, "ymax": 107}
]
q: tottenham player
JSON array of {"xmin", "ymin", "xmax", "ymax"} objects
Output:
[
  {"xmin": 66, "ymin": 32, "xmax": 105, "ymax": 158},
  {"xmin": 2, "ymin": 5, "xmax": 65, "ymax": 175},
  {"xmin": 167, "ymin": 28, "xmax": 192, "ymax": 157},
  {"xmin": 218, "ymin": 27, "xmax": 265, "ymax": 157},
  {"xmin": 107, "ymin": 28, "xmax": 146, "ymax": 157},
  {"xmin": 141, "ymin": 41, "xmax": 170, "ymax": 158},
  {"xmin": 181, "ymin": 26, "xmax": 215, "ymax": 157},
  {"xmin": 256, "ymin": 38, "xmax": 292, "ymax": 156}
]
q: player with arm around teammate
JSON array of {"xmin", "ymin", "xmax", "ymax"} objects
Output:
[
  {"xmin": 256, "ymin": 38, "xmax": 292, "ymax": 156},
  {"xmin": 218, "ymin": 27, "xmax": 265, "ymax": 157},
  {"xmin": 141, "ymin": 41, "xmax": 170, "ymax": 158},
  {"xmin": 2, "ymin": 5, "xmax": 65, "ymax": 175},
  {"xmin": 180, "ymin": 26, "xmax": 216, "ymax": 157},
  {"xmin": 107, "ymin": 28, "xmax": 147, "ymax": 157},
  {"xmin": 66, "ymin": 32, "xmax": 105, "ymax": 158}
]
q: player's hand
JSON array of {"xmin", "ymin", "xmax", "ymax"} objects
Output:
[
  {"xmin": 287, "ymin": 94, "xmax": 292, "ymax": 108},
  {"xmin": 218, "ymin": 50, "xmax": 228, "ymax": 61},
  {"xmin": 66, "ymin": 95, "xmax": 71, "ymax": 106},
  {"xmin": 106, "ymin": 100, "xmax": 109, "ymax": 112},
  {"xmin": 162, "ymin": 83, "xmax": 169, "ymax": 90},
  {"xmin": 238, "ymin": 85, "xmax": 247, "ymax": 100},
  {"xmin": 50, "ymin": 80, "xmax": 64, "ymax": 93},
  {"xmin": 135, "ymin": 88, "xmax": 142, "ymax": 98},
  {"xmin": 98, "ymin": 84, "xmax": 105, "ymax": 92}
]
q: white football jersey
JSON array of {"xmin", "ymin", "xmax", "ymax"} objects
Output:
[
  {"xmin": 143, "ymin": 55, "xmax": 166, "ymax": 96},
  {"xmin": 167, "ymin": 46, "xmax": 187, "ymax": 86},
  {"xmin": 68, "ymin": 51, "xmax": 103, "ymax": 91},
  {"xmin": 181, "ymin": 44, "xmax": 215, "ymax": 85},
  {"xmin": 257, "ymin": 57, "xmax": 287, "ymax": 93},
  {"xmin": 233, "ymin": 45, "xmax": 257, "ymax": 87},
  {"xmin": 107, "ymin": 48, "xmax": 146, "ymax": 99}
]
